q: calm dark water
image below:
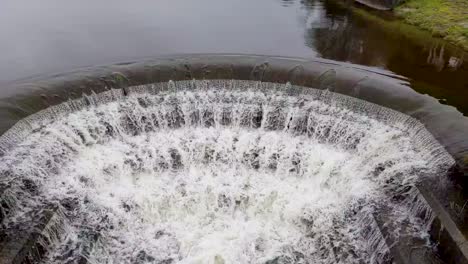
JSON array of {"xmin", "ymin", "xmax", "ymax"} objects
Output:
[{"xmin": 0, "ymin": 0, "xmax": 467, "ymax": 113}]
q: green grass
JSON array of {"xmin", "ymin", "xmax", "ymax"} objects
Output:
[{"xmin": 395, "ymin": 0, "xmax": 468, "ymax": 50}]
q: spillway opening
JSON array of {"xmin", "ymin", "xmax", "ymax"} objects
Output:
[{"xmin": 0, "ymin": 80, "xmax": 454, "ymax": 263}]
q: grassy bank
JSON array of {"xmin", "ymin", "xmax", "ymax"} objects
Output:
[{"xmin": 395, "ymin": 0, "xmax": 468, "ymax": 50}]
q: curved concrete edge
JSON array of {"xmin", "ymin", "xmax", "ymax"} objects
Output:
[
  {"xmin": 0, "ymin": 54, "xmax": 467, "ymax": 261},
  {"xmin": 0, "ymin": 79, "xmax": 456, "ymax": 263},
  {"xmin": 0, "ymin": 54, "xmax": 466, "ymax": 177},
  {"xmin": 0, "ymin": 79, "xmax": 454, "ymax": 172},
  {"xmin": 1, "ymin": 54, "xmax": 465, "ymax": 174}
]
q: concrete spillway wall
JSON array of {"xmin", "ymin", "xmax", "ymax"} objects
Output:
[
  {"xmin": 0, "ymin": 54, "xmax": 467, "ymax": 262},
  {"xmin": 1, "ymin": 54, "xmax": 467, "ymax": 178}
]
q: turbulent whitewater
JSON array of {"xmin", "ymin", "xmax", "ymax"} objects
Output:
[{"xmin": 0, "ymin": 80, "xmax": 454, "ymax": 263}]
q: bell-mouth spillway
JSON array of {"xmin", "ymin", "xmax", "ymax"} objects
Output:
[{"xmin": 0, "ymin": 54, "xmax": 467, "ymax": 263}]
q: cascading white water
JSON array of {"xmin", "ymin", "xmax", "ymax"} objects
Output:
[{"xmin": 0, "ymin": 80, "xmax": 454, "ymax": 263}]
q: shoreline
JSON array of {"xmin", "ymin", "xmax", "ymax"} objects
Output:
[
  {"xmin": 395, "ymin": 0, "xmax": 467, "ymax": 51},
  {"xmin": 354, "ymin": 0, "xmax": 468, "ymax": 51}
]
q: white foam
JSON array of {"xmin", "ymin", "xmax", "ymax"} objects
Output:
[{"xmin": 0, "ymin": 83, "xmax": 454, "ymax": 263}]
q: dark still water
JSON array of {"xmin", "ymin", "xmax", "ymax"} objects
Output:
[{"xmin": 0, "ymin": 0, "xmax": 467, "ymax": 113}]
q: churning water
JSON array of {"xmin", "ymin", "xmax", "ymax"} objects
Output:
[{"xmin": 0, "ymin": 80, "xmax": 454, "ymax": 263}]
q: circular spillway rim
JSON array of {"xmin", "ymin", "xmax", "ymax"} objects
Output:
[
  {"xmin": 0, "ymin": 76, "xmax": 466, "ymax": 263},
  {"xmin": 1, "ymin": 54, "xmax": 465, "ymax": 176}
]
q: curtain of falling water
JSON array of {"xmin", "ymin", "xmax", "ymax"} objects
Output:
[{"xmin": 0, "ymin": 80, "xmax": 454, "ymax": 263}]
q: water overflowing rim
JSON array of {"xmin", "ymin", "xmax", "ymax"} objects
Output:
[
  {"xmin": 0, "ymin": 55, "xmax": 466, "ymax": 262},
  {"xmin": 0, "ymin": 54, "xmax": 466, "ymax": 173},
  {"xmin": 0, "ymin": 79, "xmax": 455, "ymax": 171},
  {"xmin": 0, "ymin": 79, "xmax": 458, "ymax": 263}
]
